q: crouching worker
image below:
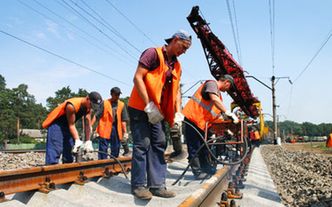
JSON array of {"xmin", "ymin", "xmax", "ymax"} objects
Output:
[
  {"xmin": 42, "ymin": 92, "xmax": 102, "ymax": 165},
  {"xmin": 182, "ymin": 75, "xmax": 239, "ymax": 179}
]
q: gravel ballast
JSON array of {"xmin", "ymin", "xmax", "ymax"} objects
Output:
[{"xmin": 261, "ymin": 145, "xmax": 332, "ymax": 207}]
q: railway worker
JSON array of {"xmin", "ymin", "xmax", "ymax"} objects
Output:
[
  {"xmin": 95, "ymin": 87, "xmax": 130, "ymax": 159},
  {"xmin": 42, "ymin": 92, "xmax": 102, "ymax": 165},
  {"xmin": 182, "ymin": 75, "xmax": 239, "ymax": 179},
  {"xmin": 127, "ymin": 30, "xmax": 192, "ymax": 200},
  {"xmin": 326, "ymin": 133, "xmax": 332, "ymax": 148}
]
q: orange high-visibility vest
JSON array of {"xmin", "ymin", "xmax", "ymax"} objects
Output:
[
  {"xmin": 96, "ymin": 100, "xmax": 125, "ymax": 140},
  {"xmin": 42, "ymin": 97, "xmax": 84, "ymax": 129},
  {"xmin": 254, "ymin": 131, "xmax": 261, "ymax": 140},
  {"xmin": 128, "ymin": 47, "xmax": 181, "ymax": 126},
  {"xmin": 326, "ymin": 133, "xmax": 332, "ymax": 148},
  {"xmin": 182, "ymin": 81, "xmax": 222, "ymax": 131}
]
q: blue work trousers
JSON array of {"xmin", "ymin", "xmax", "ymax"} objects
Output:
[
  {"xmin": 184, "ymin": 118, "xmax": 209, "ymax": 161},
  {"xmin": 45, "ymin": 122, "xmax": 74, "ymax": 165},
  {"xmin": 129, "ymin": 108, "xmax": 167, "ymax": 188},
  {"xmin": 98, "ymin": 124, "xmax": 120, "ymax": 159}
]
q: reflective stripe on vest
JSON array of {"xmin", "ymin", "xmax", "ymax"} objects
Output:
[
  {"xmin": 182, "ymin": 81, "xmax": 222, "ymax": 131},
  {"xmin": 191, "ymin": 96, "xmax": 218, "ymax": 117}
]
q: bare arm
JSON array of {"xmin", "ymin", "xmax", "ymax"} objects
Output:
[
  {"xmin": 133, "ymin": 63, "xmax": 150, "ymax": 106},
  {"xmin": 209, "ymin": 93, "xmax": 227, "ymax": 113},
  {"xmin": 121, "ymin": 121, "xmax": 127, "ymax": 134},
  {"xmin": 65, "ymin": 104, "xmax": 80, "ymax": 140},
  {"xmin": 84, "ymin": 111, "xmax": 92, "ymax": 141},
  {"xmin": 175, "ymin": 82, "xmax": 182, "ymax": 112}
]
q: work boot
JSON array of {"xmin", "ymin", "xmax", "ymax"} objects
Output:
[
  {"xmin": 190, "ymin": 157, "xmax": 209, "ymax": 180},
  {"xmin": 149, "ymin": 187, "xmax": 176, "ymax": 198},
  {"xmin": 122, "ymin": 142, "xmax": 130, "ymax": 156},
  {"xmin": 132, "ymin": 186, "xmax": 152, "ymax": 200},
  {"xmin": 200, "ymin": 155, "xmax": 217, "ymax": 175}
]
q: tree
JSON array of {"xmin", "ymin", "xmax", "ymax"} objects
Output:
[
  {"xmin": 46, "ymin": 86, "xmax": 74, "ymax": 111},
  {"xmin": 0, "ymin": 76, "xmax": 47, "ymax": 143}
]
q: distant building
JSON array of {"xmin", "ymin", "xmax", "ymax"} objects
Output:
[{"xmin": 19, "ymin": 129, "xmax": 46, "ymax": 142}]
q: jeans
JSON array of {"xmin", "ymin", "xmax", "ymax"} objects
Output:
[
  {"xmin": 184, "ymin": 118, "xmax": 209, "ymax": 161},
  {"xmin": 129, "ymin": 107, "xmax": 167, "ymax": 188},
  {"xmin": 45, "ymin": 121, "xmax": 74, "ymax": 165}
]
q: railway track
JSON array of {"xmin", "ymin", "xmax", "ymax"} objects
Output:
[
  {"xmin": 0, "ymin": 151, "xmax": 252, "ymax": 207},
  {"xmin": 0, "ymin": 149, "xmax": 46, "ymax": 154}
]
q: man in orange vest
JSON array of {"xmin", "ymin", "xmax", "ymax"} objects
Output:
[
  {"xmin": 95, "ymin": 87, "xmax": 129, "ymax": 159},
  {"xmin": 42, "ymin": 92, "xmax": 102, "ymax": 165},
  {"xmin": 127, "ymin": 30, "xmax": 191, "ymax": 200},
  {"xmin": 182, "ymin": 76, "xmax": 238, "ymax": 179},
  {"xmin": 326, "ymin": 133, "xmax": 332, "ymax": 148}
]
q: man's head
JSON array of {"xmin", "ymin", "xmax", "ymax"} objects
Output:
[
  {"xmin": 87, "ymin": 91, "xmax": 102, "ymax": 111},
  {"xmin": 218, "ymin": 74, "xmax": 235, "ymax": 92},
  {"xmin": 165, "ymin": 30, "xmax": 192, "ymax": 56},
  {"xmin": 110, "ymin": 87, "xmax": 121, "ymax": 101}
]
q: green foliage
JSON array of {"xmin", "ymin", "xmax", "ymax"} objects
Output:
[
  {"xmin": 0, "ymin": 75, "xmax": 48, "ymax": 143},
  {"xmin": 10, "ymin": 135, "xmax": 38, "ymax": 144},
  {"xmin": 46, "ymin": 86, "xmax": 89, "ymax": 112},
  {"xmin": 265, "ymin": 120, "xmax": 332, "ymax": 137}
]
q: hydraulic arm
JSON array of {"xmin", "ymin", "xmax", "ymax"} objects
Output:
[{"xmin": 187, "ymin": 6, "xmax": 259, "ymax": 118}]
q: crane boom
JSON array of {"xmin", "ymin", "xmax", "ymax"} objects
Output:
[{"xmin": 187, "ymin": 6, "xmax": 259, "ymax": 118}]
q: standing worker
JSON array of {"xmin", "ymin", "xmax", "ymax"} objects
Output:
[
  {"xmin": 42, "ymin": 92, "xmax": 102, "ymax": 165},
  {"xmin": 326, "ymin": 133, "xmax": 332, "ymax": 148},
  {"xmin": 95, "ymin": 87, "xmax": 130, "ymax": 159},
  {"xmin": 127, "ymin": 30, "xmax": 192, "ymax": 200},
  {"xmin": 182, "ymin": 76, "xmax": 239, "ymax": 179}
]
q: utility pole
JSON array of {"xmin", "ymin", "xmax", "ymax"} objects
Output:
[
  {"xmin": 271, "ymin": 76, "xmax": 277, "ymax": 143},
  {"xmin": 246, "ymin": 75, "xmax": 292, "ymax": 144}
]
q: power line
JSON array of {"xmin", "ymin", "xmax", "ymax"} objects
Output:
[
  {"xmin": 268, "ymin": 0, "xmax": 275, "ymax": 75},
  {"xmin": 0, "ymin": 29, "xmax": 129, "ymax": 86},
  {"xmin": 57, "ymin": 0, "xmax": 137, "ymax": 61},
  {"xmin": 104, "ymin": 0, "xmax": 157, "ymax": 46},
  {"xmin": 293, "ymin": 28, "xmax": 332, "ymax": 83},
  {"xmin": 232, "ymin": 0, "xmax": 242, "ymax": 64},
  {"xmin": 16, "ymin": 0, "xmax": 120, "ymax": 62},
  {"xmin": 225, "ymin": 0, "xmax": 242, "ymax": 64},
  {"xmin": 27, "ymin": 0, "xmax": 134, "ymax": 66},
  {"xmin": 74, "ymin": 0, "xmax": 142, "ymax": 54}
]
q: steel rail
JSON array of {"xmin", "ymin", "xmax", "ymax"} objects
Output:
[
  {"xmin": 178, "ymin": 165, "xmax": 236, "ymax": 207},
  {"xmin": 0, "ymin": 149, "xmax": 46, "ymax": 154},
  {"xmin": 0, "ymin": 157, "xmax": 131, "ymax": 200}
]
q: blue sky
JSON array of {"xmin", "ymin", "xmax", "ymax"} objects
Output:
[{"xmin": 0, "ymin": 0, "xmax": 331, "ymax": 124}]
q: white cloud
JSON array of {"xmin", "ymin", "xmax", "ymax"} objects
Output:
[
  {"xmin": 45, "ymin": 20, "xmax": 60, "ymax": 38},
  {"xmin": 35, "ymin": 32, "xmax": 46, "ymax": 40}
]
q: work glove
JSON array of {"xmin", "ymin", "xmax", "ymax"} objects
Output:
[
  {"xmin": 72, "ymin": 139, "xmax": 83, "ymax": 153},
  {"xmin": 83, "ymin": 140, "xmax": 94, "ymax": 152},
  {"xmin": 144, "ymin": 101, "xmax": 164, "ymax": 124},
  {"xmin": 123, "ymin": 132, "xmax": 129, "ymax": 142},
  {"xmin": 224, "ymin": 110, "xmax": 239, "ymax": 124},
  {"xmin": 173, "ymin": 112, "xmax": 184, "ymax": 129}
]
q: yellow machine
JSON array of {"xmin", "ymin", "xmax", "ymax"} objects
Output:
[{"xmin": 231, "ymin": 101, "xmax": 267, "ymax": 140}]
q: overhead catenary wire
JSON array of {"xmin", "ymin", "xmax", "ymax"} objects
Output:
[
  {"xmin": 293, "ymin": 28, "xmax": 332, "ymax": 83},
  {"xmin": 225, "ymin": 0, "xmax": 242, "ymax": 65},
  {"xmin": 0, "ymin": 29, "xmax": 129, "ymax": 86},
  {"xmin": 73, "ymin": 0, "xmax": 142, "ymax": 54},
  {"xmin": 17, "ymin": 0, "xmax": 134, "ymax": 66},
  {"xmin": 57, "ymin": 0, "xmax": 138, "ymax": 61},
  {"xmin": 268, "ymin": 0, "xmax": 275, "ymax": 75},
  {"xmin": 104, "ymin": 0, "xmax": 157, "ymax": 46}
]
